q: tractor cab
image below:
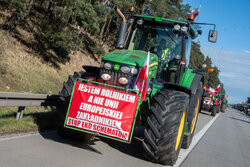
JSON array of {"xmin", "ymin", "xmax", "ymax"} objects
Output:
[
  {"xmin": 124, "ymin": 16, "xmax": 190, "ymax": 84},
  {"xmin": 101, "ymin": 15, "xmax": 204, "ymax": 91}
]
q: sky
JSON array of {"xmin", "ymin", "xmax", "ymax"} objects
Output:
[{"xmin": 184, "ymin": 0, "xmax": 250, "ymax": 104}]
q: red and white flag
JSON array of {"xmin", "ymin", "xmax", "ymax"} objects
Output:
[
  {"xmin": 215, "ymin": 84, "xmax": 221, "ymax": 92},
  {"xmin": 189, "ymin": 5, "xmax": 201, "ymax": 20},
  {"xmin": 133, "ymin": 51, "xmax": 150, "ymax": 101}
]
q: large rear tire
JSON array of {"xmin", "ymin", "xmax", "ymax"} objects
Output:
[
  {"xmin": 56, "ymin": 72, "xmax": 94, "ymax": 141},
  {"xmin": 182, "ymin": 82, "xmax": 203, "ymax": 149},
  {"xmin": 142, "ymin": 89, "xmax": 189, "ymax": 165}
]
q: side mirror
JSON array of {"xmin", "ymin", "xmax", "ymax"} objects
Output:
[{"xmin": 208, "ymin": 30, "xmax": 218, "ymax": 43}]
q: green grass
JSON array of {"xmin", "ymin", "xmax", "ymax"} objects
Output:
[{"xmin": 0, "ymin": 107, "xmax": 57, "ymax": 135}]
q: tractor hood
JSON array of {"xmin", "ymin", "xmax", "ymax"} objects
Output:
[{"xmin": 102, "ymin": 50, "xmax": 158, "ymax": 67}]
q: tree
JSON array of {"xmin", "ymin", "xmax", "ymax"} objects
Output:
[
  {"xmin": 150, "ymin": 0, "xmax": 190, "ymax": 20},
  {"xmin": 188, "ymin": 42, "xmax": 226, "ymax": 94},
  {"xmin": 3, "ymin": 0, "xmax": 34, "ymax": 31},
  {"xmin": 0, "ymin": 0, "xmax": 226, "ymax": 96},
  {"xmin": 189, "ymin": 42, "xmax": 205, "ymax": 70},
  {"xmin": 203, "ymin": 56, "xmax": 212, "ymax": 86},
  {"xmin": 207, "ymin": 66, "xmax": 220, "ymax": 88}
]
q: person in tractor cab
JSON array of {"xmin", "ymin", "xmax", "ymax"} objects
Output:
[
  {"xmin": 153, "ymin": 38, "xmax": 172, "ymax": 82},
  {"xmin": 154, "ymin": 37, "xmax": 181, "ymax": 83},
  {"xmin": 156, "ymin": 39, "xmax": 170, "ymax": 61},
  {"xmin": 156, "ymin": 39, "xmax": 170, "ymax": 60},
  {"xmin": 156, "ymin": 39, "xmax": 171, "ymax": 71}
]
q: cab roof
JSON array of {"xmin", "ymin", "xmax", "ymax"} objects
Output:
[
  {"xmin": 133, "ymin": 15, "xmax": 187, "ymax": 25},
  {"xmin": 133, "ymin": 15, "xmax": 199, "ymax": 39}
]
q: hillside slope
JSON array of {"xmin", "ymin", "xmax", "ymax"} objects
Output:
[
  {"xmin": 0, "ymin": 31, "xmax": 100, "ymax": 94},
  {"xmin": 0, "ymin": 29, "xmax": 102, "ymax": 135}
]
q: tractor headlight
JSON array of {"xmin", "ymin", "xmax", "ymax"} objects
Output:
[
  {"xmin": 131, "ymin": 67, "xmax": 138, "ymax": 75},
  {"xmin": 174, "ymin": 24, "xmax": 181, "ymax": 30},
  {"xmin": 101, "ymin": 73, "xmax": 111, "ymax": 81},
  {"xmin": 118, "ymin": 77, "xmax": 128, "ymax": 85},
  {"xmin": 181, "ymin": 26, "xmax": 188, "ymax": 32},
  {"xmin": 104, "ymin": 63, "xmax": 112, "ymax": 70},
  {"xmin": 128, "ymin": 18, "xmax": 135, "ymax": 24},
  {"xmin": 137, "ymin": 19, "xmax": 144, "ymax": 25},
  {"xmin": 121, "ymin": 66, "xmax": 130, "ymax": 73}
]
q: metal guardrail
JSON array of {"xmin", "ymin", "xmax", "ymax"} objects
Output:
[{"xmin": 0, "ymin": 92, "xmax": 59, "ymax": 120}]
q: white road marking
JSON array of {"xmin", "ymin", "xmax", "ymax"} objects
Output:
[{"xmin": 171, "ymin": 113, "xmax": 221, "ymax": 167}]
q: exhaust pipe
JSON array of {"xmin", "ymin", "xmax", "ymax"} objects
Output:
[{"xmin": 115, "ymin": 7, "xmax": 128, "ymax": 49}]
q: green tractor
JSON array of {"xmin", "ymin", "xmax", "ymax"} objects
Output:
[
  {"xmin": 220, "ymin": 93, "xmax": 227, "ymax": 113},
  {"xmin": 57, "ymin": 11, "xmax": 217, "ymax": 165}
]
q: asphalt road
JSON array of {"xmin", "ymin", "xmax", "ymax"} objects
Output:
[
  {"xmin": 0, "ymin": 109, "xmax": 243, "ymax": 167},
  {"xmin": 182, "ymin": 108, "xmax": 250, "ymax": 167}
]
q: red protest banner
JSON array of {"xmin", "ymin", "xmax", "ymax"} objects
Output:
[{"xmin": 65, "ymin": 82, "xmax": 139, "ymax": 142}]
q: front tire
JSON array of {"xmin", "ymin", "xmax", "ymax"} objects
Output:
[
  {"xmin": 142, "ymin": 89, "xmax": 189, "ymax": 165},
  {"xmin": 56, "ymin": 71, "xmax": 94, "ymax": 141}
]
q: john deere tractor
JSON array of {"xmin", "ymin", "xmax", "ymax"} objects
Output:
[{"xmin": 57, "ymin": 11, "xmax": 217, "ymax": 165}]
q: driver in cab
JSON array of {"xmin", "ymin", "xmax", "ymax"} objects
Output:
[
  {"xmin": 155, "ymin": 39, "xmax": 173, "ymax": 72},
  {"xmin": 156, "ymin": 39, "xmax": 170, "ymax": 62},
  {"xmin": 153, "ymin": 38, "xmax": 172, "ymax": 82}
]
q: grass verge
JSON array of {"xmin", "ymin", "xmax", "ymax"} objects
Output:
[{"xmin": 0, "ymin": 106, "xmax": 57, "ymax": 135}]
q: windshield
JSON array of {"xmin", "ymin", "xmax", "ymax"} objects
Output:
[
  {"xmin": 128, "ymin": 24, "xmax": 183, "ymax": 55},
  {"xmin": 127, "ymin": 23, "xmax": 184, "ymax": 83}
]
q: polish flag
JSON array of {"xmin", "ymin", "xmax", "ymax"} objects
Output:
[
  {"xmin": 215, "ymin": 84, "xmax": 221, "ymax": 92},
  {"xmin": 133, "ymin": 51, "xmax": 150, "ymax": 101},
  {"xmin": 189, "ymin": 5, "xmax": 201, "ymax": 20}
]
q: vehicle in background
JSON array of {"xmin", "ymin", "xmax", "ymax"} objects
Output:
[
  {"xmin": 220, "ymin": 93, "xmax": 227, "ymax": 112},
  {"xmin": 243, "ymin": 97, "xmax": 250, "ymax": 116},
  {"xmin": 201, "ymin": 88, "xmax": 214, "ymax": 111},
  {"xmin": 231, "ymin": 97, "xmax": 249, "ymax": 116},
  {"xmin": 201, "ymin": 87, "xmax": 217, "ymax": 116}
]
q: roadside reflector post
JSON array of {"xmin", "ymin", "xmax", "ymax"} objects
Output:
[{"xmin": 16, "ymin": 106, "xmax": 25, "ymax": 121}]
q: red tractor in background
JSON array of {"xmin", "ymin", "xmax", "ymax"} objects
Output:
[
  {"xmin": 201, "ymin": 88, "xmax": 214, "ymax": 110},
  {"xmin": 212, "ymin": 86, "xmax": 227, "ymax": 114},
  {"xmin": 201, "ymin": 87, "xmax": 216, "ymax": 116},
  {"xmin": 201, "ymin": 85, "xmax": 223, "ymax": 116}
]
